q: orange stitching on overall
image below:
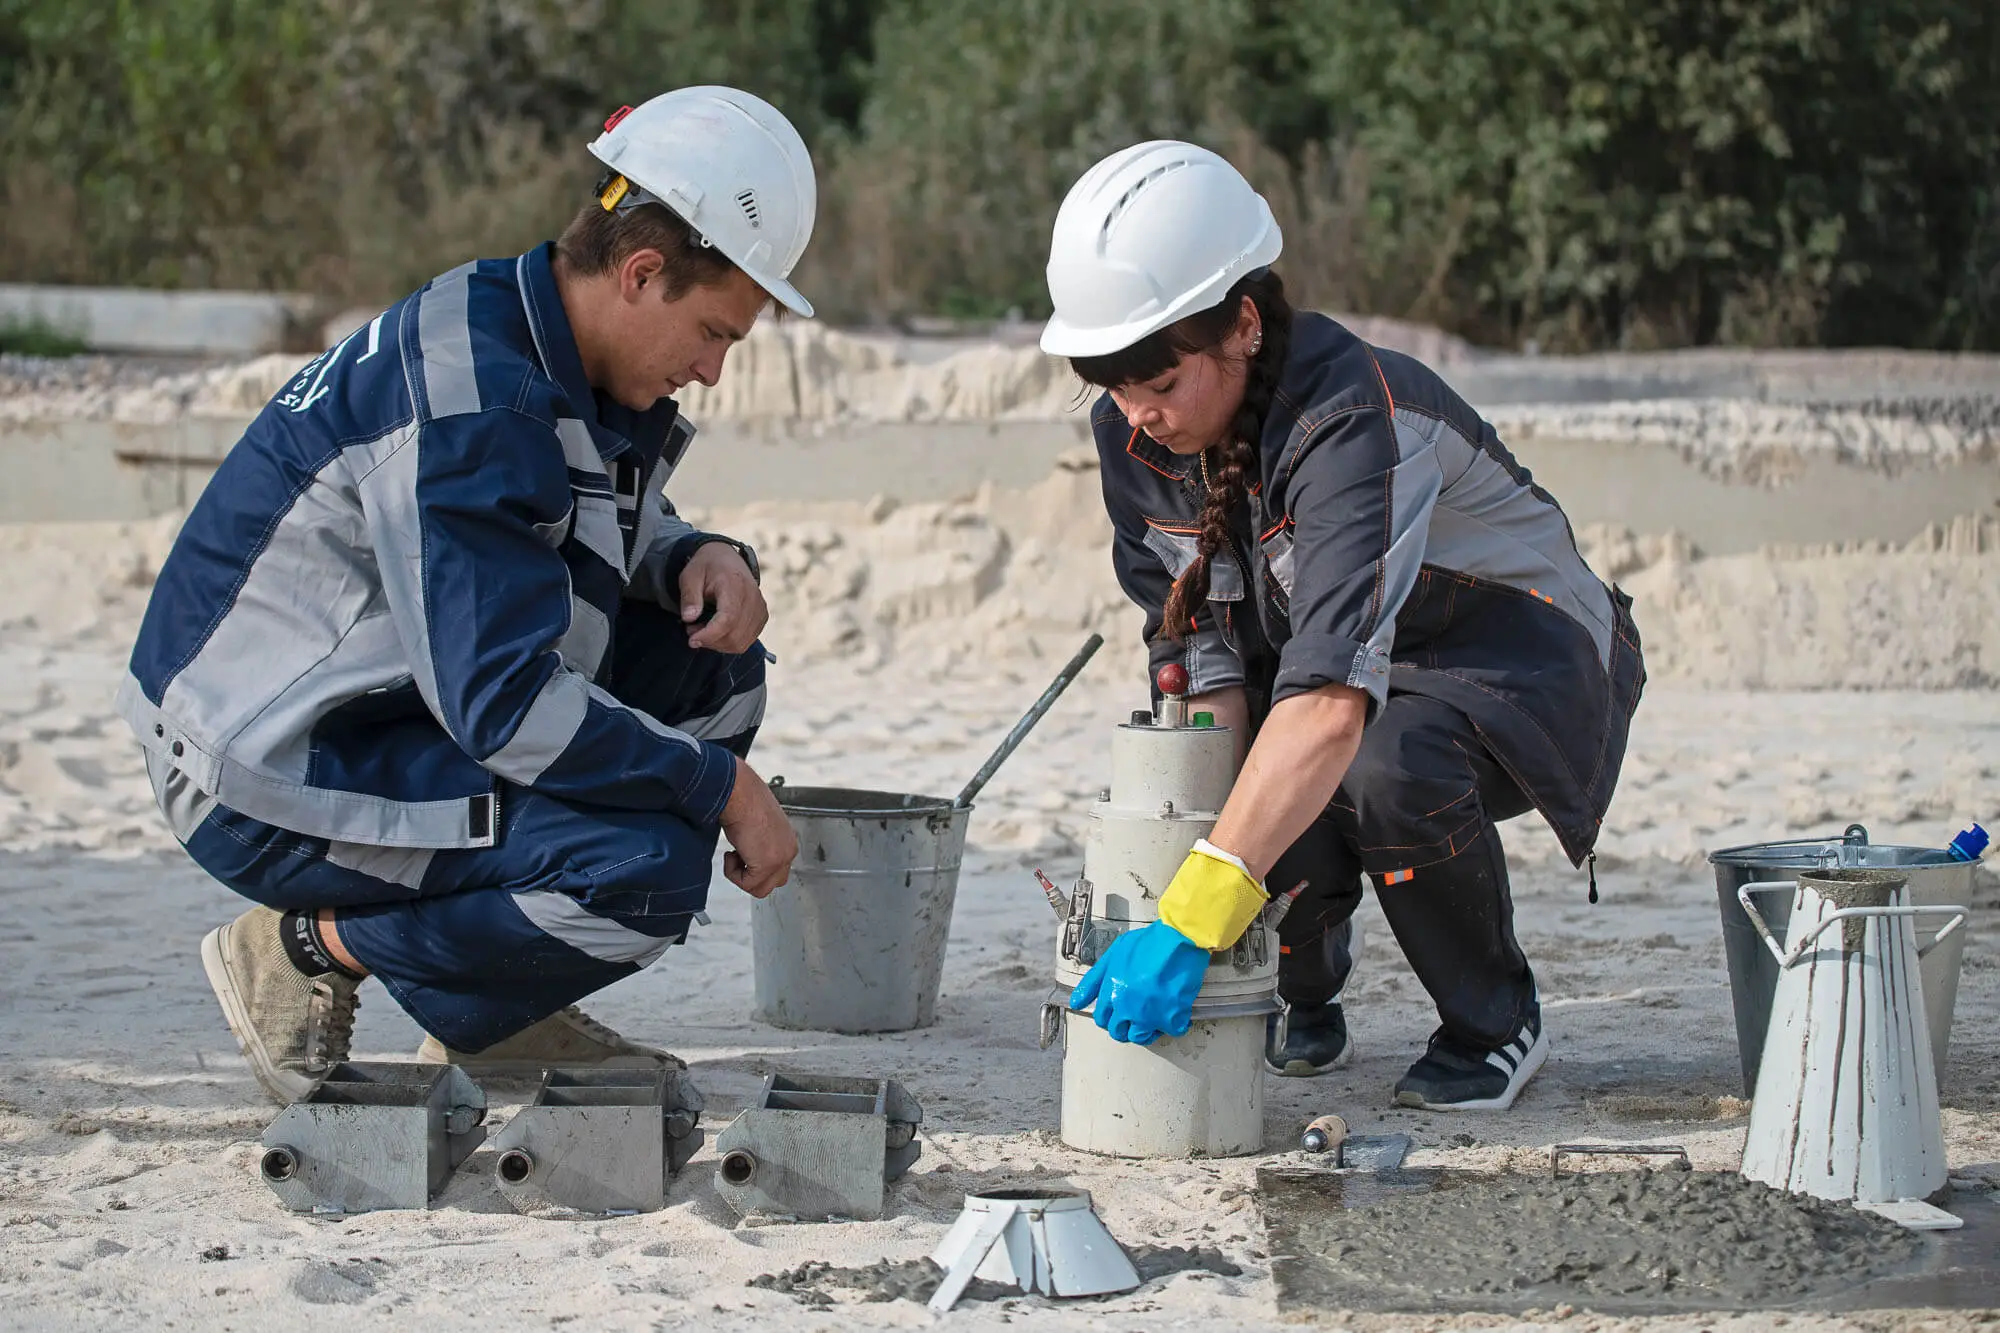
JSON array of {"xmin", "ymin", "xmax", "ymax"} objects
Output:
[
  {"xmin": 1354, "ymin": 805, "xmax": 1488, "ymax": 862},
  {"xmin": 1125, "ymin": 425, "xmax": 1186, "ymax": 481},
  {"xmin": 1144, "ymin": 518, "xmax": 1203, "ymax": 536}
]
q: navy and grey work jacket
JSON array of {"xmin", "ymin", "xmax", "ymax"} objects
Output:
[
  {"xmin": 1097, "ymin": 311, "xmax": 1646, "ymax": 865},
  {"xmin": 118, "ymin": 243, "xmax": 740, "ymax": 850}
]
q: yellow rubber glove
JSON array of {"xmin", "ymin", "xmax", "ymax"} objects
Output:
[{"xmin": 1157, "ymin": 838, "xmax": 1268, "ymax": 951}]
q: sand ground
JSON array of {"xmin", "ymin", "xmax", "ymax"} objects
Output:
[
  {"xmin": 1, "ymin": 637, "xmax": 1996, "ymax": 1330},
  {"xmin": 2, "ymin": 332, "xmax": 1998, "ymax": 1330}
]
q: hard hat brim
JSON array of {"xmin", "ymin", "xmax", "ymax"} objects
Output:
[
  {"xmin": 1039, "ymin": 227, "xmax": 1281, "ymax": 359},
  {"xmin": 759, "ymin": 275, "xmax": 815, "ymax": 319}
]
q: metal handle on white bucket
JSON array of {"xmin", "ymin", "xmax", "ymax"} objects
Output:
[
  {"xmin": 1776, "ymin": 905, "xmax": 1968, "ymax": 968},
  {"xmin": 1738, "ymin": 881, "xmax": 1968, "ymax": 969}
]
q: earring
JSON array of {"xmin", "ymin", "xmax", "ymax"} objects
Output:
[{"xmin": 1250, "ymin": 337, "xmax": 1262, "ymax": 354}]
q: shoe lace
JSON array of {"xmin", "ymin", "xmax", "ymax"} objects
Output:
[
  {"xmin": 559, "ymin": 1005, "xmax": 627, "ymax": 1044},
  {"xmin": 555, "ymin": 1006, "xmax": 685, "ymax": 1069},
  {"xmin": 305, "ymin": 979, "xmax": 361, "ymax": 1072}
]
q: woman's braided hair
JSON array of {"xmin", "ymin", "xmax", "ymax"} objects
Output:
[{"xmin": 1070, "ymin": 268, "xmax": 1293, "ymax": 640}]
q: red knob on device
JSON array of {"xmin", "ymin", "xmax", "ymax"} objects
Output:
[{"xmin": 1156, "ymin": 663, "xmax": 1189, "ymax": 697}]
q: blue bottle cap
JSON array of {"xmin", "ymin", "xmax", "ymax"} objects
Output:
[{"xmin": 1948, "ymin": 823, "xmax": 1988, "ymax": 861}]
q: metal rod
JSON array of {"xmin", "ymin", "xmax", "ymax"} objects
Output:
[{"xmin": 954, "ymin": 633, "xmax": 1104, "ymax": 808}]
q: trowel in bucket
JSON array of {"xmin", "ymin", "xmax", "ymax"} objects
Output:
[{"xmin": 1301, "ymin": 1115, "xmax": 1411, "ymax": 1171}]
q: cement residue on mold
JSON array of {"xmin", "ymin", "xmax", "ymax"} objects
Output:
[{"xmin": 1260, "ymin": 1169, "xmax": 1920, "ymax": 1309}]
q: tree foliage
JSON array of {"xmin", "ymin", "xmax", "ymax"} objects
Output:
[{"xmin": 0, "ymin": 0, "xmax": 1992, "ymax": 348}]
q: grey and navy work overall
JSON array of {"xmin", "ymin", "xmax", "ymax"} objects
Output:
[
  {"xmin": 118, "ymin": 243, "xmax": 765, "ymax": 1051},
  {"xmin": 1095, "ymin": 311, "xmax": 1646, "ymax": 1050}
]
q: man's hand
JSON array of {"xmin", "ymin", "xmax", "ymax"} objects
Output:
[
  {"xmin": 719, "ymin": 757, "xmax": 797, "ymax": 899},
  {"xmin": 680, "ymin": 542, "xmax": 768, "ymax": 654}
]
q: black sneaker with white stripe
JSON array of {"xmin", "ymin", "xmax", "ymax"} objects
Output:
[{"xmin": 1392, "ymin": 1013, "xmax": 1547, "ymax": 1111}]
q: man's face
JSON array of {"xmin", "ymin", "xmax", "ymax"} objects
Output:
[{"xmin": 601, "ymin": 256, "xmax": 769, "ymax": 410}]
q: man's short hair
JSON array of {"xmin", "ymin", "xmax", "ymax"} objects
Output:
[{"xmin": 556, "ymin": 196, "xmax": 739, "ymax": 298}]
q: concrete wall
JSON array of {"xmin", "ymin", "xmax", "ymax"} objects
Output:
[
  {"xmin": 0, "ymin": 285, "xmax": 318, "ymax": 356},
  {"xmin": 2, "ymin": 416, "xmax": 1995, "ymax": 554}
]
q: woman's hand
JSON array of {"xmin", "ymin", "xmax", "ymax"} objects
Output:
[{"xmin": 1068, "ymin": 920, "xmax": 1212, "ymax": 1044}]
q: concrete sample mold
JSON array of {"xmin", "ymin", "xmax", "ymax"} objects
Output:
[
  {"xmin": 928, "ymin": 1187, "xmax": 1140, "ymax": 1312},
  {"xmin": 488, "ymin": 1067, "xmax": 706, "ymax": 1215},
  {"xmin": 713, "ymin": 1073, "xmax": 922, "ymax": 1221},
  {"xmin": 259, "ymin": 1062, "xmax": 487, "ymax": 1214},
  {"xmin": 1043, "ymin": 667, "xmax": 1278, "ymax": 1159},
  {"xmin": 1739, "ymin": 868, "xmax": 1961, "ymax": 1207}
]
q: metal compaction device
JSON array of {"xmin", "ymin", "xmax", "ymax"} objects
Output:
[{"xmin": 1038, "ymin": 664, "xmax": 1285, "ymax": 1159}]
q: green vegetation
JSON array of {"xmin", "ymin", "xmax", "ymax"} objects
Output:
[
  {"xmin": 1, "ymin": 0, "xmax": 1993, "ymax": 349},
  {"xmin": 0, "ymin": 316, "xmax": 89, "ymax": 358}
]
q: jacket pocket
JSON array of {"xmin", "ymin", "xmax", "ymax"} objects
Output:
[
  {"xmin": 1143, "ymin": 522, "xmax": 1245, "ymax": 601},
  {"xmin": 1258, "ymin": 523, "xmax": 1296, "ymax": 598}
]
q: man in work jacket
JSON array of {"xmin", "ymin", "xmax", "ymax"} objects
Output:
[{"xmin": 117, "ymin": 87, "xmax": 816, "ymax": 1103}]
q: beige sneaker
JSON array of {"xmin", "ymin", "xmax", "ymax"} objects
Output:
[
  {"xmin": 415, "ymin": 1006, "xmax": 684, "ymax": 1075},
  {"xmin": 200, "ymin": 907, "xmax": 361, "ymax": 1105}
]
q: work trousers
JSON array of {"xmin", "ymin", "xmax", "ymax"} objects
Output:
[
  {"xmin": 1271, "ymin": 693, "xmax": 1538, "ymax": 1050},
  {"xmin": 171, "ymin": 602, "xmax": 766, "ymax": 1051}
]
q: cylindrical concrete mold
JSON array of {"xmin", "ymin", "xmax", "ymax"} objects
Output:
[
  {"xmin": 1050, "ymin": 713, "xmax": 1277, "ymax": 1159},
  {"xmin": 753, "ymin": 786, "xmax": 970, "ymax": 1033},
  {"xmin": 1711, "ymin": 826, "xmax": 1977, "ymax": 1094},
  {"xmin": 1059, "ymin": 1006, "xmax": 1270, "ymax": 1158},
  {"xmin": 1106, "ymin": 722, "xmax": 1236, "ymax": 816}
]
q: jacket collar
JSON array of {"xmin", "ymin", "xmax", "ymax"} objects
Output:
[
  {"xmin": 1120, "ymin": 422, "xmax": 1196, "ymax": 482},
  {"xmin": 515, "ymin": 242, "xmax": 679, "ymax": 465}
]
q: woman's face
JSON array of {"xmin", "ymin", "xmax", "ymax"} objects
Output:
[{"xmin": 1105, "ymin": 297, "xmax": 1261, "ymax": 456}]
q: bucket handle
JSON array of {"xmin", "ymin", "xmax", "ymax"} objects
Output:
[
  {"xmin": 1776, "ymin": 905, "xmax": 1968, "ymax": 969},
  {"xmin": 1738, "ymin": 881, "xmax": 1968, "ymax": 969}
]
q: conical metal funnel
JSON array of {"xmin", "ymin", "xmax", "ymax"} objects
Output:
[
  {"xmin": 1739, "ymin": 868, "xmax": 1966, "ymax": 1207},
  {"xmin": 928, "ymin": 1187, "xmax": 1140, "ymax": 1312}
]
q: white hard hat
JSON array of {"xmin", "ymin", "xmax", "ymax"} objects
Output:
[
  {"xmin": 589, "ymin": 86, "xmax": 818, "ymax": 317},
  {"xmin": 1040, "ymin": 140, "xmax": 1282, "ymax": 358}
]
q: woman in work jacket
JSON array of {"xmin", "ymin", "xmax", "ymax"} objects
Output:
[{"xmin": 1050, "ymin": 142, "xmax": 1646, "ymax": 1110}]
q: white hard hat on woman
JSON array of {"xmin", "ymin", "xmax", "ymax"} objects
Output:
[{"xmin": 1041, "ymin": 140, "xmax": 1280, "ymax": 358}]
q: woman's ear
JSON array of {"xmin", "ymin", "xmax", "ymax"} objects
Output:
[{"xmin": 1236, "ymin": 295, "xmax": 1263, "ymax": 355}]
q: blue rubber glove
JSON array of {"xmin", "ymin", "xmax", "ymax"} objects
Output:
[{"xmin": 1068, "ymin": 920, "xmax": 1212, "ymax": 1045}]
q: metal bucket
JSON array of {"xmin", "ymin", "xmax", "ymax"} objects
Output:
[
  {"xmin": 751, "ymin": 785, "xmax": 971, "ymax": 1034},
  {"xmin": 1710, "ymin": 824, "xmax": 1977, "ymax": 1096}
]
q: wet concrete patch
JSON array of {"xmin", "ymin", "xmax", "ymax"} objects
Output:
[
  {"xmin": 747, "ymin": 1244, "xmax": 1241, "ymax": 1307},
  {"xmin": 1258, "ymin": 1167, "xmax": 2000, "ymax": 1316}
]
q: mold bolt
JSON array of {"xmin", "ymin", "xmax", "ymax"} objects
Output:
[
  {"xmin": 260, "ymin": 1145, "xmax": 300, "ymax": 1182},
  {"xmin": 496, "ymin": 1149, "xmax": 536, "ymax": 1185}
]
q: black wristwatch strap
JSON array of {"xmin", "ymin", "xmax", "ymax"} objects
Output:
[{"xmin": 692, "ymin": 534, "xmax": 760, "ymax": 584}]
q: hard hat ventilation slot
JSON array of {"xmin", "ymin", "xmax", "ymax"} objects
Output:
[
  {"xmin": 736, "ymin": 189, "xmax": 762, "ymax": 229},
  {"xmin": 1101, "ymin": 160, "xmax": 1189, "ymax": 240}
]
